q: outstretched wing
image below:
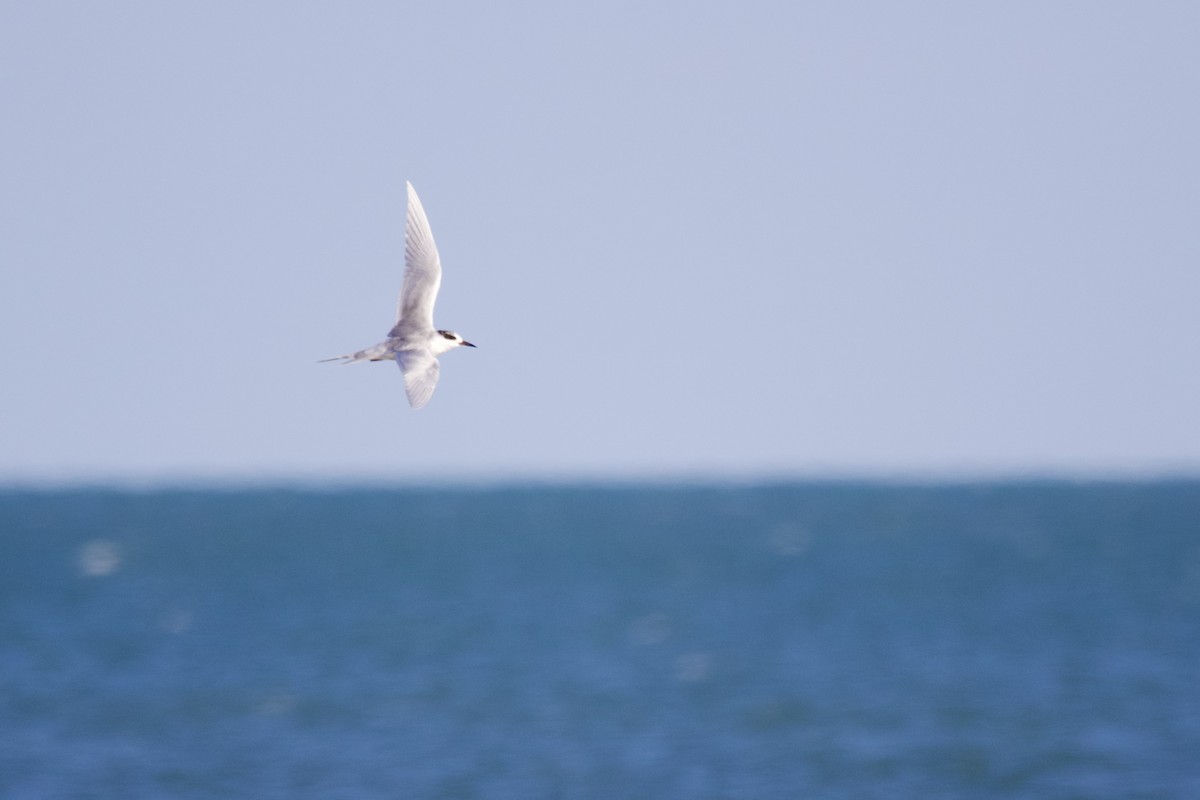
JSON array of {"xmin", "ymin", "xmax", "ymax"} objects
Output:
[
  {"xmin": 392, "ymin": 181, "xmax": 442, "ymax": 336},
  {"xmin": 395, "ymin": 348, "xmax": 440, "ymax": 409}
]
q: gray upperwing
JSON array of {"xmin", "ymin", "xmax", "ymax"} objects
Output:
[{"xmin": 392, "ymin": 181, "xmax": 442, "ymax": 336}]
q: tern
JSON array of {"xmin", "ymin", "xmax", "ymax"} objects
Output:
[{"xmin": 321, "ymin": 181, "xmax": 475, "ymax": 409}]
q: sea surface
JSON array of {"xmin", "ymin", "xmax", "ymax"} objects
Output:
[{"xmin": 2, "ymin": 482, "xmax": 1198, "ymax": 799}]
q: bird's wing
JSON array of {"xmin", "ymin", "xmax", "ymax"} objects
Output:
[
  {"xmin": 391, "ymin": 181, "xmax": 442, "ymax": 335},
  {"xmin": 396, "ymin": 348, "xmax": 440, "ymax": 409}
]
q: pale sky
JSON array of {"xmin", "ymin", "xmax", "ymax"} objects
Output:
[{"xmin": 2, "ymin": 1, "xmax": 1198, "ymax": 483}]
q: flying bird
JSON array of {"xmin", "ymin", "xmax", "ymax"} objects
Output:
[{"xmin": 321, "ymin": 182, "xmax": 475, "ymax": 409}]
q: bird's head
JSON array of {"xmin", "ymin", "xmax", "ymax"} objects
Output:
[{"xmin": 436, "ymin": 329, "xmax": 476, "ymax": 350}]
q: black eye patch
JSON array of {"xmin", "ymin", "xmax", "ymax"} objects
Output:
[{"xmin": 441, "ymin": 332, "xmax": 456, "ymax": 340}]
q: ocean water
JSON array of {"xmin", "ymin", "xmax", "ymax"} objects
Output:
[{"xmin": 1, "ymin": 482, "xmax": 1198, "ymax": 799}]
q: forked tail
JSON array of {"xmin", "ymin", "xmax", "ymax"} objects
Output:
[{"xmin": 317, "ymin": 341, "xmax": 393, "ymax": 364}]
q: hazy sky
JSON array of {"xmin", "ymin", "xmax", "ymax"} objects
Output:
[{"xmin": 2, "ymin": 2, "xmax": 1198, "ymax": 483}]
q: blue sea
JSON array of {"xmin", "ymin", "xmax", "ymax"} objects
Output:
[{"xmin": 2, "ymin": 482, "xmax": 1198, "ymax": 799}]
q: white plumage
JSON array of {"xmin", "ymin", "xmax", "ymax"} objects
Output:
[{"xmin": 321, "ymin": 182, "xmax": 475, "ymax": 409}]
